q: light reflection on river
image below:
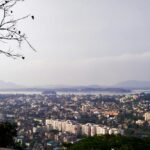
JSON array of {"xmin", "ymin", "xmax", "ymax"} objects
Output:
[{"xmin": 0, "ymin": 89, "xmax": 150, "ymax": 95}]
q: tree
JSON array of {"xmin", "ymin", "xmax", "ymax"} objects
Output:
[
  {"xmin": 68, "ymin": 135, "xmax": 150, "ymax": 150},
  {"xmin": 0, "ymin": 122, "xmax": 17, "ymax": 147},
  {"xmin": 0, "ymin": 0, "xmax": 35, "ymax": 59}
]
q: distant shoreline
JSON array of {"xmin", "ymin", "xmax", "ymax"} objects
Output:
[{"xmin": 0, "ymin": 89, "xmax": 149, "ymax": 96}]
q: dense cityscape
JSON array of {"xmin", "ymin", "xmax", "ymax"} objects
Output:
[
  {"xmin": 1, "ymin": 0, "xmax": 150, "ymax": 149},
  {"xmin": 1, "ymin": 91, "xmax": 150, "ymax": 149}
]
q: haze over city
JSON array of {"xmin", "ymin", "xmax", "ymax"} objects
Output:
[{"xmin": 0, "ymin": 0, "xmax": 150, "ymax": 86}]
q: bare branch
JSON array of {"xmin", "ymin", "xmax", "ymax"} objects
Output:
[
  {"xmin": 0, "ymin": 0, "xmax": 35, "ymax": 59},
  {"xmin": 0, "ymin": 49, "xmax": 24, "ymax": 59}
]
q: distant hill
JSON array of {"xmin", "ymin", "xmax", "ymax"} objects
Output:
[
  {"xmin": 115, "ymin": 80, "xmax": 150, "ymax": 89},
  {"xmin": 35, "ymin": 84, "xmax": 128, "ymax": 92},
  {"xmin": 0, "ymin": 81, "xmax": 23, "ymax": 90},
  {"xmin": 0, "ymin": 81, "xmax": 130, "ymax": 93}
]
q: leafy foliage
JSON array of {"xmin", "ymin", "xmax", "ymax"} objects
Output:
[
  {"xmin": 68, "ymin": 135, "xmax": 150, "ymax": 150},
  {"xmin": 0, "ymin": 122, "xmax": 17, "ymax": 147}
]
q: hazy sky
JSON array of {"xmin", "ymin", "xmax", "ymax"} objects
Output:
[{"xmin": 0, "ymin": 0, "xmax": 150, "ymax": 86}]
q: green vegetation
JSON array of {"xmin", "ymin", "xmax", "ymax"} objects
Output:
[
  {"xmin": 67, "ymin": 135, "xmax": 150, "ymax": 150},
  {"xmin": 0, "ymin": 122, "xmax": 17, "ymax": 148}
]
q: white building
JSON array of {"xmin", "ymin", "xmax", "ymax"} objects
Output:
[
  {"xmin": 81, "ymin": 123, "xmax": 91, "ymax": 136},
  {"xmin": 96, "ymin": 126, "xmax": 108, "ymax": 135},
  {"xmin": 144, "ymin": 112, "xmax": 150, "ymax": 121},
  {"xmin": 45, "ymin": 119, "xmax": 124, "ymax": 136}
]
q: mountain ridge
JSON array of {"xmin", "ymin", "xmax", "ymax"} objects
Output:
[
  {"xmin": 0, "ymin": 80, "xmax": 24, "ymax": 89},
  {"xmin": 115, "ymin": 80, "xmax": 150, "ymax": 89},
  {"xmin": 0, "ymin": 80, "xmax": 150, "ymax": 90}
]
